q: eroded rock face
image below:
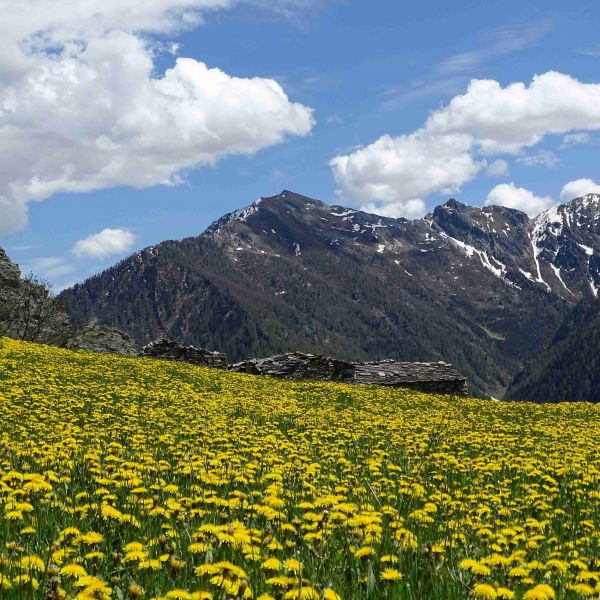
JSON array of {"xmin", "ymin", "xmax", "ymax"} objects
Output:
[
  {"xmin": 64, "ymin": 324, "xmax": 137, "ymax": 356},
  {"xmin": 230, "ymin": 352, "xmax": 355, "ymax": 382},
  {"xmin": 140, "ymin": 338, "xmax": 228, "ymax": 369}
]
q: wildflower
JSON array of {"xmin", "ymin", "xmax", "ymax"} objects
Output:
[
  {"xmin": 354, "ymin": 546, "xmax": 375, "ymax": 559},
  {"xmin": 60, "ymin": 563, "xmax": 87, "ymax": 578},
  {"xmin": 262, "ymin": 557, "xmax": 282, "ymax": 571},
  {"xmin": 284, "ymin": 559, "xmax": 303, "ymax": 572},
  {"xmin": 166, "ymin": 590, "xmax": 193, "ymax": 600},
  {"xmin": 381, "ymin": 568, "xmax": 402, "ymax": 580},
  {"xmin": 19, "ymin": 555, "xmax": 45, "ymax": 571},
  {"xmin": 523, "ymin": 584, "xmax": 556, "ymax": 600},
  {"xmin": 129, "ymin": 582, "xmax": 145, "ymax": 597},
  {"xmin": 473, "ymin": 583, "xmax": 497, "ymax": 599}
]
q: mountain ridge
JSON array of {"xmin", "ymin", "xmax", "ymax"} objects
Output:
[{"xmin": 58, "ymin": 190, "xmax": 600, "ymax": 397}]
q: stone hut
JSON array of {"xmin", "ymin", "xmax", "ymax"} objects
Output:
[
  {"xmin": 352, "ymin": 359, "xmax": 467, "ymax": 395},
  {"xmin": 231, "ymin": 352, "xmax": 467, "ymax": 396}
]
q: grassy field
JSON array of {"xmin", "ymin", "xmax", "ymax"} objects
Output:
[{"xmin": 0, "ymin": 338, "xmax": 598, "ymax": 600}]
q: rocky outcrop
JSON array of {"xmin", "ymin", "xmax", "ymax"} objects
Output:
[
  {"xmin": 1, "ymin": 246, "xmax": 72, "ymax": 344},
  {"xmin": 0, "ymin": 247, "xmax": 21, "ymax": 286},
  {"xmin": 231, "ymin": 351, "xmax": 467, "ymax": 395},
  {"xmin": 140, "ymin": 338, "xmax": 228, "ymax": 369},
  {"xmin": 64, "ymin": 324, "xmax": 137, "ymax": 356},
  {"xmin": 230, "ymin": 352, "xmax": 355, "ymax": 382}
]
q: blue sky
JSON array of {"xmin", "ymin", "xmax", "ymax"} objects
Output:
[{"xmin": 2, "ymin": 0, "xmax": 600, "ymax": 290}]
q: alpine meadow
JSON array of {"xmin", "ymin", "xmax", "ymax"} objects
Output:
[
  {"xmin": 3, "ymin": 1, "xmax": 600, "ymax": 600},
  {"xmin": 0, "ymin": 338, "xmax": 598, "ymax": 600}
]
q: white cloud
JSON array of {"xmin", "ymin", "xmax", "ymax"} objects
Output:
[
  {"xmin": 359, "ymin": 199, "xmax": 426, "ymax": 219},
  {"xmin": 485, "ymin": 183, "xmax": 554, "ymax": 216},
  {"xmin": 560, "ymin": 178, "xmax": 600, "ymax": 201},
  {"xmin": 560, "ymin": 132, "xmax": 593, "ymax": 148},
  {"xmin": 516, "ymin": 150, "xmax": 559, "ymax": 168},
  {"xmin": 330, "ymin": 132, "xmax": 482, "ymax": 211},
  {"xmin": 426, "ymin": 71, "xmax": 600, "ymax": 154},
  {"xmin": 0, "ymin": 1, "xmax": 315, "ymax": 234},
  {"xmin": 486, "ymin": 159, "xmax": 509, "ymax": 177},
  {"xmin": 72, "ymin": 228, "xmax": 136, "ymax": 259},
  {"xmin": 332, "ymin": 71, "xmax": 600, "ymax": 211}
]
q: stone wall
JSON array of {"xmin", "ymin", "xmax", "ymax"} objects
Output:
[
  {"xmin": 140, "ymin": 339, "xmax": 228, "ymax": 369},
  {"xmin": 230, "ymin": 352, "xmax": 355, "ymax": 382},
  {"xmin": 138, "ymin": 340, "xmax": 468, "ymax": 395},
  {"xmin": 231, "ymin": 352, "xmax": 467, "ymax": 395}
]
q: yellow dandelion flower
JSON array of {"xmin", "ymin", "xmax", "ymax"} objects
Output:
[
  {"xmin": 523, "ymin": 584, "xmax": 556, "ymax": 600},
  {"xmin": 60, "ymin": 563, "xmax": 88, "ymax": 578},
  {"xmin": 381, "ymin": 568, "xmax": 403, "ymax": 581},
  {"xmin": 473, "ymin": 583, "xmax": 497, "ymax": 599},
  {"xmin": 354, "ymin": 546, "xmax": 375, "ymax": 559},
  {"xmin": 166, "ymin": 590, "xmax": 193, "ymax": 600},
  {"xmin": 284, "ymin": 559, "xmax": 303, "ymax": 572},
  {"xmin": 262, "ymin": 557, "xmax": 282, "ymax": 571}
]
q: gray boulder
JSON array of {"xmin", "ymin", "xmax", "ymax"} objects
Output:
[{"xmin": 64, "ymin": 324, "xmax": 137, "ymax": 355}]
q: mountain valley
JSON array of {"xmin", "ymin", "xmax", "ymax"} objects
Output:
[{"xmin": 55, "ymin": 190, "xmax": 600, "ymax": 398}]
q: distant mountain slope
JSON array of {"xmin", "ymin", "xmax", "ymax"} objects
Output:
[
  {"xmin": 506, "ymin": 298, "xmax": 600, "ymax": 403},
  {"xmin": 59, "ymin": 190, "xmax": 600, "ymax": 398}
]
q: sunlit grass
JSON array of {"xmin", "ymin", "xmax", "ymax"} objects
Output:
[{"xmin": 0, "ymin": 337, "xmax": 598, "ymax": 599}]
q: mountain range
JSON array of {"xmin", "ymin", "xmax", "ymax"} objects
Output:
[{"xmin": 57, "ymin": 190, "xmax": 600, "ymax": 399}]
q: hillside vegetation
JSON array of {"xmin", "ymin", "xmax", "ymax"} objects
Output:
[
  {"xmin": 0, "ymin": 339, "xmax": 599, "ymax": 599},
  {"xmin": 507, "ymin": 298, "xmax": 600, "ymax": 402}
]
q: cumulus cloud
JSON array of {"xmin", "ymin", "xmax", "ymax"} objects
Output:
[
  {"xmin": 330, "ymin": 132, "xmax": 482, "ymax": 218},
  {"xmin": 72, "ymin": 228, "xmax": 136, "ymax": 259},
  {"xmin": 560, "ymin": 178, "xmax": 600, "ymax": 201},
  {"xmin": 331, "ymin": 71, "xmax": 600, "ymax": 212},
  {"xmin": 486, "ymin": 159, "xmax": 509, "ymax": 177},
  {"xmin": 426, "ymin": 71, "xmax": 600, "ymax": 154},
  {"xmin": 0, "ymin": 1, "xmax": 315, "ymax": 234},
  {"xmin": 359, "ymin": 199, "xmax": 426, "ymax": 220},
  {"xmin": 485, "ymin": 183, "xmax": 554, "ymax": 216}
]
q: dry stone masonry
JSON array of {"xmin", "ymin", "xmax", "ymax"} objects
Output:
[
  {"xmin": 140, "ymin": 338, "xmax": 228, "ymax": 369},
  {"xmin": 141, "ymin": 340, "xmax": 468, "ymax": 395},
  {"xmin": 230, "ymin": 352, "xmax": 355, "ymax": 382}
]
